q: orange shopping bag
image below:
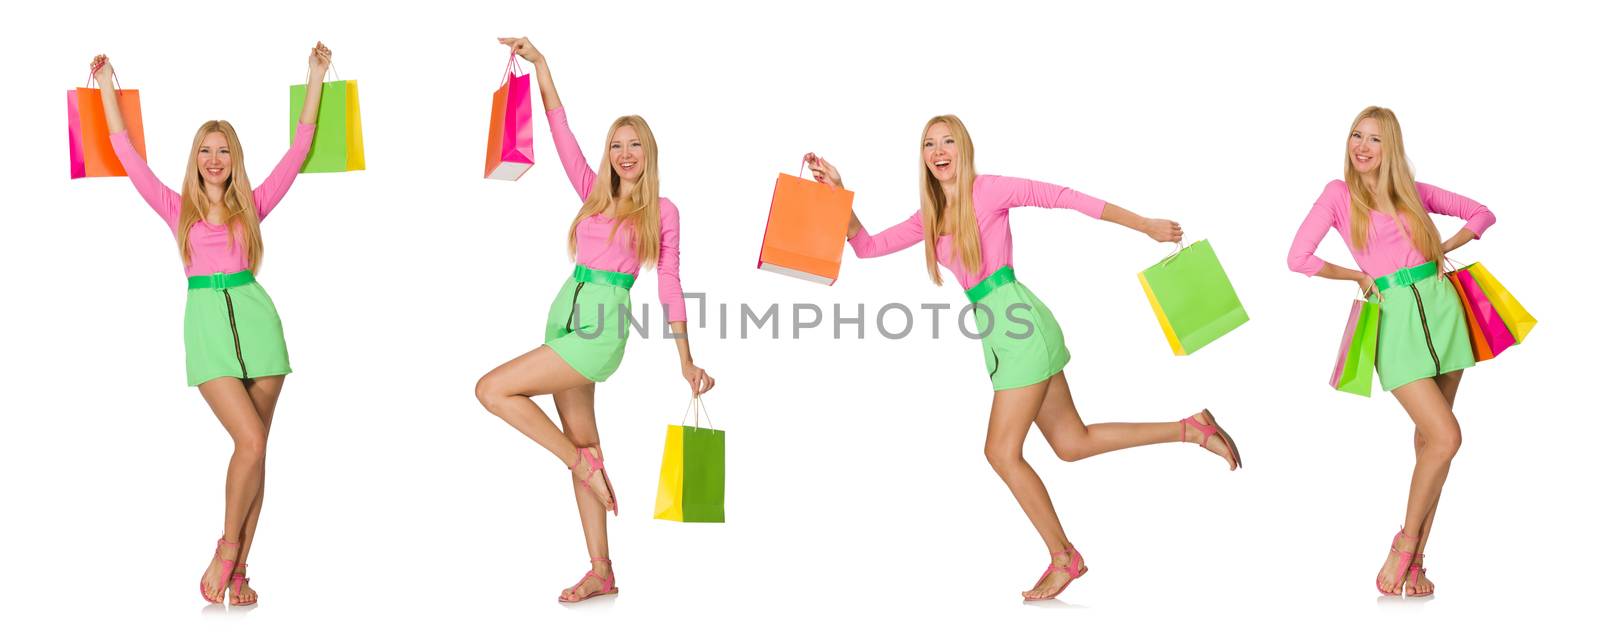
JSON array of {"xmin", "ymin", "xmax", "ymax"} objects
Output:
[
  {"xmin": 483, "ymin": 54, "xmax": 534, "ymax": 180},
  {"xmin": 756, "ymin": 162, "xmax": 854, "ymax": 284},
  {"xmin": 68, "ymin": 71, "xmax": 145, "ymax": 178},
  {"xmin": 1447, "ymin": 269, "xmax": 1493, "ymax": 362}
]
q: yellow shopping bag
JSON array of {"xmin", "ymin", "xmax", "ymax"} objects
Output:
[
  {"xmin": 1464, "ymin": 262, "xmax": 1535, "ymax": 342},
  {"xmin": 653, "ymin": 397, "xmax": 725, "ymax": 523}
]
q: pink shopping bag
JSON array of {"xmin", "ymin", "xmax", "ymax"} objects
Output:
[
  {"xmin": 1455, "ymin": 268, "xmax": 1514, "ymax": 358},
  {"xmin": 484, "ymin": 54, "xmax": 534, "ymax": 180},
  {"xmin": 1329, "ymin": 299, "xmax": 1379, "ymax": 397}
]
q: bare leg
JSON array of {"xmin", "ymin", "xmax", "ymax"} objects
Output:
[
  {"xmin": 1377, "ymin": 376, "xmax": 1462, "ymax": 593},
  {"xmin": 1409, "ymin": 369, "xmax": 1463, "ymax": 594},
  {"xmin": 196, "ymin": 377, "xmax": 269, "ymax": 603},
  {"xmin": 981, "ymin": 378, "xmax": 1087, "ymax": 599},
  {"xmin": 551, "ymin": 384, "xmax": 615, "ymax": 601},
  {"xmin": 474, "ymin": 346, "xmax": 612, "ymax": 509},
  {"xmin": 228, "ymin": 375, "xmax": 284, "ymax": 604},
  {"xmin": 1031, "ymin": 373, "xmax": 1235, "ymax": 467}
]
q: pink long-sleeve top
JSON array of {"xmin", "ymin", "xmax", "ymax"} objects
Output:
[
  {"xmin": 110, "ymin": 123, "xmax": 316, "ymax": 277},
  {"xmin": 846, "ymin": 175, "xmax": 1107, "ymax": 289},
  {"xmin": 1287, "ymin": 180, "xmax": 1495, "ymax": 279},
  {"xmin": 547, "ymin": 107, "xmax": 687, "ymax": 323}
]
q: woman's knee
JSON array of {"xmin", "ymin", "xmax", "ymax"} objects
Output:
[
  {"xmin": 234, "ymin": 431, "xmax": 267, "ymax": 464},
  {"xmin": 1420, "ymin": 419, "xmax": 1462, "ymax": 460},
  {"xmin": 1054, "ymin": 445, "xmax": 1088, "ymax": 462},
  {"xmin": 984, "ymin": 442, "xmax": 1023, "ymax": 471},
  {"xmin": 1044, "ymin": 432, "xmax": 1088, "ymax": 462},
  {"xmin": 474, "ymin": 372, "xmax": 504, "ymax": 411}
]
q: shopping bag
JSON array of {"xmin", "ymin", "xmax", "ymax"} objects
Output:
[
  {"xmin": 68, "ymin": 72, "xmax": 145, "ymax": 178},
  {"xmin": 1464, "ymin": 262, "xmax": 1535, "ymax": 343},
  {"xmin": 1447, "ymin": 271, "xmax": 1495, "ymax": 361},
  {"xmin": 290, "ymin": 70, "xmax": 365, "ymax": 173},
  {"xmin": 654, "ymin": 397, "xmax": 725, "ymax": 523},
  {"xmin": 1330, "ymin": 299, "xmax": 1379, "ymax": 397},
  {"xmin": 756, "ymin": 162, "xmax": 854, "ymax": 284},
  {"xmin": 1455, "ymin": 268, "xmax": 1515, "ymax": 358},
  {"xmin": 290, "ymin": 76, "xmax": 363, "ymax": 173},
  {"xmin": 484, "ymin": 54, "xmax": 534, "ymax": 180},
  {"xmin": 1137, "ymin": 240, "xmax": 1249, "ymax": 355}
]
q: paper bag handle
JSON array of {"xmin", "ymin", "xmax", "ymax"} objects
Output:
[
  {"xmin": 1152, "ymin": 239, "xmax": 1190, "ymax": 268},
  {"xmin": 85, "ymin": 67, "xmax": 123, "ymax": 92},
  {"xmin": 678, "ymin": 395, "xmax": 715, "ymax": 431},
  {"xmin": 1441, "ymin": 256, "xmax": 1469, "ymax": 275},
  {"xmin": 500, "ymin": 51, "xmax": 524, "ymax": 86}
]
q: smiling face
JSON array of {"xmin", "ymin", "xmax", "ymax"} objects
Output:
[
  {"xmin": 196, "ymin": 131, "xmax": 233, "ymax": 187},
  {"xmin": 609, "ymin": 125, "xmax": 644, "ymax": 183},
  {"xmin": 1347, "ymin": 117, "xmax": 1383, "ymax": 175},
  {"xmin": 923, "ymin": 121, "xmax": 959, "ymax": 184}
]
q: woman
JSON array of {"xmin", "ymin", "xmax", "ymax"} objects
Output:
[
  {"xmin": 806, "ymin": 115, "xmax": 1242, "ymax": 601},
  {"xmin": 1288, "ymin": 106, "xmax": 1495, "ymax": 597},
  {"xmin": 476, "ymin": 37, "xmax": 716, "ymax": 604},
  {"xmin": 90, "ymin": 43, "xmax": 332, "ymax": 606}
]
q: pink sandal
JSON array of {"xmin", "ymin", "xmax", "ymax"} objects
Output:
[
  {"xmin": 1406, "ymin": 554, "xmax": 1433, "ymax": 597},
  {"xmin": 200, "ymin": 537, "xmax": 238, "ymax": 604},
  {"xmin": 230, "ymin": 563, "xmax": 256, "ymax": 606},
  {"xmin": 1377, "ymin": 529, "xmax": 1419, "ymax": 596},
  {"xmin": 1180, "ymin": 409, "xmax": 1242, "ymax": 470},
  {"xmin": 558, "ymin": 557, "xmax": 619, "ymax": 603},
  {"xmin": 570, "ymin": 446, "xmax": 618, "ymax": 516},
  {"xmin": 1023, "ymin": 546, "xmax": 1088, "ymax": 602}
]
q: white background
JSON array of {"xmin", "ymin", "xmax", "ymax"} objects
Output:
[{"xmin": 3, "ymin": 0, "xmax": 1595, "ymax": 630}]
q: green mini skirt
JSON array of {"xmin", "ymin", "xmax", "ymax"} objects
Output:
[
  {"xmin": 544, "ymin": 265, "xmax": 636, "ymax": 383},
  {"xmin": 967, "ymin": 267, "xmax": 1070, "ymax": 391},
  {"xmin": 184, "ymin": 271, "xmax": 291, "ymax": 387},
  {"xmin": 1372, "ymin": 262, "xmax": 1475, "ymax": 391}
]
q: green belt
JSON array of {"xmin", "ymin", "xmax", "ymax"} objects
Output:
[
  {"xmin": 964, "ymin": 266, "xmax": 1016, "ymax": 303},
  {"xmin": 1373, "ymin": 260, "xmax": 1439, "ymax": 293},
  {"xmin": 187, "ymin": 270, "xmax": 256, "ymax": 290},
  {"xmin": 574, "ymin": 264, "xmax": 636, "ymax": 289}
]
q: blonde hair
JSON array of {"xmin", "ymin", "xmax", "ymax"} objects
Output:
[
  {"xmin": 920, "ymin": 115, "xmax": 979, "ymax": 285},
  {"xmin": 1344, "ymin": 106, "xmax": 1442, "ymax": 266},
  {"xmin": 178, "ymin": 121, "xmax": 263, "ymax": 272},
  {"xmin": 567, "ymin": 115, "xmax": 662, "ymax": 267}
]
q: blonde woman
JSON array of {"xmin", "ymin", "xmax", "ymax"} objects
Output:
[
  {"xmin": 806, "ymin": 115, "xmax": 1241, "ymax": 601},
  {"xmin": 1288, "ymin": 106, "xmax": 1496, "ymax": 597},
  {"xmin": 476, "ymin": 37, "xmax": 715, "ymax": 604},
  {"xmin": 88, "ymin": 44, "xmax": 331, "ymax": 605}
]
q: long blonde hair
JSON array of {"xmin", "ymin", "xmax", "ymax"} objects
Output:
[
  {"xmin": 920, "ymin": 115, "xmax": 979, "ymax": 285},
  {"xmin": 567, "ymin": 115, "xmax": 662, "ymax": 267},
  {"xmin": 178, "ymin": 120, "xmax": 263, "ymax": 272},
  {"xmin": 1344, "ymin": 106, "xmax": 1442, "ymax": 266}
]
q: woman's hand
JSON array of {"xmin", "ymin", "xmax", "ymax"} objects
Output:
[
  {"xmin": 90, "ymin": 54, "xmax": 126, "ymax": 133},
  {"xmin": 682, "ymin": 363, "xmax": 716, "ymax": 396},
  {"xmin": 1441, "ymin": 227, "xmax": 1475, "ymax": 254},
  {"xmin": 90, "ymin": 54, "xmax": 113, "ymax": 85},
  {"xmin": 297, "ymin": 43, "xmax": 332, "ymax": 126},
  {"xmin": 1357, "ymin": 274, "xmax": 1382, "ymax": 300},
  {"xmin": 1141, "ymin": 217, "xmax": 1183, "ymax": 243},
  {"xmin": 499, "ymin": 37, "xmax": 544, "ymax": 64},
  {"xmin": 307, "ymin": 42, "xmax": 332, "ymax": 80},
  {"xmin": 804, "ymin": 152, "xmax": 843, "ymax": 189},
  {"xmin": 805, "ymin": 152, "xmax": 863, "ymax": 237}
]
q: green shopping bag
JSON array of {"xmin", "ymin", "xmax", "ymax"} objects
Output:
[
  {"xmin": 1330, "ymin": 299, "xmax": 1380, "ymax": 397},
  {"xmin": 1137, "ymin": 240, "xmax": 1249, "ymax": 355},
  {"xmin": 289, "ymin": 73, "xmax": 365, "ymax": 173},
  {"xmin": 654, "ymin": 397, "xmax": 725, "ymax": 523}
]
